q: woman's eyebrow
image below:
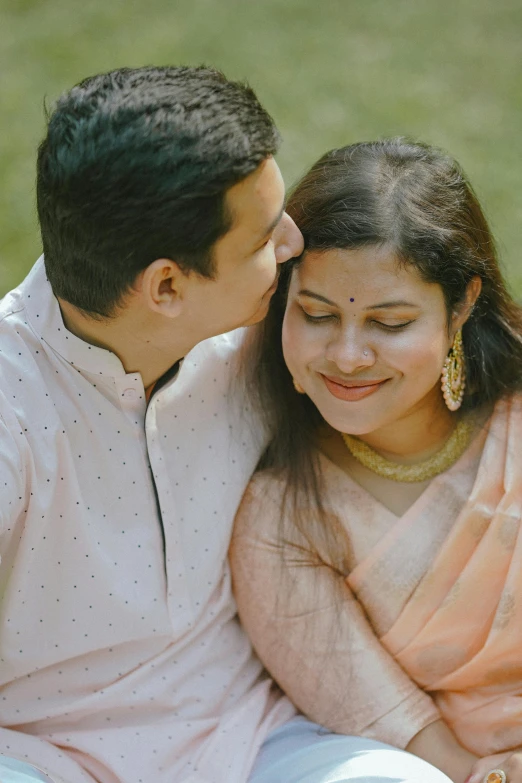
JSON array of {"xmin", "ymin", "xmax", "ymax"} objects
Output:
[
  {"xmin": 365, "ymin": 300, "xmax": 418, "ymax": 310},
  {"xmin": 297, "ymin": 289, "xmax": 338, "ymax": 306},
  {"xmin": 298, "ymin": 291, "xmax": 419, "ymax": 310}
]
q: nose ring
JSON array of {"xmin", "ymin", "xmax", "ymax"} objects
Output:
[{"xmin": 363, "ymin": 350, "xmax": 369, "ymax": 357}]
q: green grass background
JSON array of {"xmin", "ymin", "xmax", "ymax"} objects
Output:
[{"xmin": 1, "ymin": 0, "xmax": 521, "ymax": 295}]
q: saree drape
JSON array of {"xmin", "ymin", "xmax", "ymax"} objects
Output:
[{"xmin": 348, "ymin": 395, "xmax": 522, "ymax": 754}]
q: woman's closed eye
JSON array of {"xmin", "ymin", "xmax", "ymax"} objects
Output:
[
  {"xmin": 372, "ymin": 319, "xmax": 414, "ymax": 331},
  {"xmin": 302, "ymin": 311, "xmax": 335, "ymax": 323},
  {"xmin": 301, "ymin": 308, "xmax": 415, "ymax": 330}
]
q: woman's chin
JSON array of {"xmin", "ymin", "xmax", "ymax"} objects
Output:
[
  {"xmin": 315, "ymin": 408, "xmax": 381, "ymax": 438},
  {"xmin": 308, "ymin": 394, "xmax": 384, "ymax": 437}
]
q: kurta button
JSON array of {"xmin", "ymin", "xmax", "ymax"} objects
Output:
[{"xmin": 122, "ymin": 388, "xmax": 137, "ymax": 399}]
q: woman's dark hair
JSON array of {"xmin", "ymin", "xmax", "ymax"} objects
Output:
[
  {"xmin": 245, "ymin": 138, "xmax": 522, "ymax": 553},
  {"xmin": 37, "ymin": 65, "xmax": 280, "ymax": 317}
]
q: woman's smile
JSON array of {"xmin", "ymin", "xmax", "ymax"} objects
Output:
[{"xmin": 320, "ymin": 374, "xmax": 389, "ymax": 401}]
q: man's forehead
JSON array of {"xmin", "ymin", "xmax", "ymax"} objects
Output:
[{"xmin": 225, "ymin": 158, "xmax": 285, "ymax": 232}]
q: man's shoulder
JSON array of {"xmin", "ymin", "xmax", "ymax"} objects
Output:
[
  {"xmin": 0, "ymin": 308, "xmax": 36, "ymax": 382},
  {"xmin": 0, "ymin": 284, "xmax": 26, "ymax": 331},
  {"xmin": 0, "ymin": 265, "xmax": 58, "ymax": 438},
  {"xmin": 168, "ymin": 327, "xmax": 248, "ymax": 396},
  {"xmin": 0, "ymin": 262, "xmax": 42, "ymax": 350},
  {"xmin": 0, "ymin": 289, "xmax": 40, "ymax": 384},
  {"xmin": 185, "ymin": 327, "xmax": 247, "ymax": 365}
]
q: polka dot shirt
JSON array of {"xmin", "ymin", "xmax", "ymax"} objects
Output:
[{"xmin": 0, "ymin": 258, "xmax": 295, "ymax": 783}]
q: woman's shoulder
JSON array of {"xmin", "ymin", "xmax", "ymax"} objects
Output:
[
  {"xmin": 234, "ymin": 467, "xmax": 304, "ymax": 543},
  {"xmin": 238, "ymin": 468, "xmax": 288, "ymax": 513}
]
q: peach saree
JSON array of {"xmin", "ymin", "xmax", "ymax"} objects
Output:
[
  {"xmin": 349, "ymin": 394, "xmax": 522, "ymax": 754},
  {"xmin": 231, "ymin": 395, "xmax": 522, "ymax": 756}
]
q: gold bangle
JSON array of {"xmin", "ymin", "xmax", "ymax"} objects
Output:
[{"xmin": 484, "ymin": 770, "xmax": 507, "ymax": 783}]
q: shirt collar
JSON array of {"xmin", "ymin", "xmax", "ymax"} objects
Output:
[
  {"xmin": 21, "ymin": 257, "xmax": 240, "ymax": 393},
  {"xmin": 23, "ymin": 257, "xmax": 128, "ymax": 379}
]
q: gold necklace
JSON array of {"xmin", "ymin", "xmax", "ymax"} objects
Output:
[{"xmin": 341, "ymin": 419, "xmax": 474, "ymax": 483}]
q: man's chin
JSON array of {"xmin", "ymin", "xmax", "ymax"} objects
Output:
[{"xmin": 242, "ymin": 299, "xmax": 271, "ymax": 328}]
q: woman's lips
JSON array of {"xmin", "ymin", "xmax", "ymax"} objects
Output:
[{"xmin": 321, "ymin": 374, "xmax": 388, "ymax": 401}]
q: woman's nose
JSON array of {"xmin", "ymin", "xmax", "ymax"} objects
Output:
[
  {"xmin": 325, "ymin": 333, "xmax": 375, "ymax": 373},
  {"xmin": 275, "ymin": 213, "xmax": 304, "ymax": 264}
]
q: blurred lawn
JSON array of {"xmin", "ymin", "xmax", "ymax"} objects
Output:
[{"xmin": 1, "ymin": 0, "xmax": 521, "ymax": 295}]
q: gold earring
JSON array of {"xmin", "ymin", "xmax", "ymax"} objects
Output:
[
  {"xmin": 293, "ymin": 378, "xmax": 305, "ymax": 394},
  {"xmin": 441, "ymin": 329, "xmax": 465, "ymax": 411}
]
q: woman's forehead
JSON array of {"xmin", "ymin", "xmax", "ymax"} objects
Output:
[
  {"xmin": 290, "ymin": 247, "xmax": 442, "ymax": 308},
  {"xmin": 294, "ymin": 246, "xmax": 417, "ymax": 286}
]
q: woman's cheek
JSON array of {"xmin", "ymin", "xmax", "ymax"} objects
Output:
[
  {"xmin": 282, "ymin": 312, "xmax": 315, "ymax": 376},
  {"xmin": 396, "ymin": 335, "xmax": 446, "ymax": 393},
  {"xmin": 282, "ymin": 317, "xmax": 302, "ymax": 375}
]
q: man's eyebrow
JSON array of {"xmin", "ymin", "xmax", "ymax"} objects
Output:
[{"xmin": 297, "ymin": 291, "xmax": 418, "ymax": 310}]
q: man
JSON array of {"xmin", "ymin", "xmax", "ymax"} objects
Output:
[{"xmin": 0, "ymin": 67, "xmax": 451, "ymax": 783}]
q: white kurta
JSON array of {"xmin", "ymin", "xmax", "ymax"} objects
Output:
[{"xmin": 0, "ymin": 258, "xmax": 295, "ymax": 783}]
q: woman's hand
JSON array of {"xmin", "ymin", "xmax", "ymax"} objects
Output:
[{"xmin": 465, "ymin": 750, "xmax": 522, "ymax": 783}]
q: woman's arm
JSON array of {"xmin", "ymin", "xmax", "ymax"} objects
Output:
[
  {"xmin": 406, "ymin": 721, "xmax": 478, "ymax": 783},
  {"xmin": 230, "ymin": 475, "xmax": 480, "ymax": 779},
  {"xmin": 230, "ymin": 475, "xmax": 440, "ymax": 749}
]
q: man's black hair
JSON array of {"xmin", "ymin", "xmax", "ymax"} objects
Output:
[{"xmin": 36, "ymin": 65, "xmax": 280, "ymax": 317}]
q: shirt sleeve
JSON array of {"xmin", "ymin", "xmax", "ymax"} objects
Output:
[
  {"xmin": 0, "ymin": 414, "xmax": 88, "ymax": 781},
  {"xmin": 230, "ymin": 473, "xmax": 440, "ymax": 750},
  {"xmin": 0, "ymin": 726, "xmax": 93, "ymax": 783}
]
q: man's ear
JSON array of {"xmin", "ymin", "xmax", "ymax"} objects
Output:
[
  {"xmin": 138, "ymin": 258, "xmax": 188, "ymax": 319},
  {"xmin": 452, "ymin": 275, "xmax": 482, "ymax": 331}
]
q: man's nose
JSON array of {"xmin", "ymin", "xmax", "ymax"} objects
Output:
[{"xmin": 275, "ymin": 213, "xmax": 304, "ymax": 264}]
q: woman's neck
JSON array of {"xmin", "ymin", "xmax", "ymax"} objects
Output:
[{"xmin": 355, "ymin": 391, "xmax": 458, "ymax": 463}]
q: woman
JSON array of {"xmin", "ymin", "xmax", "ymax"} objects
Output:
[{"xmin": 231, "ymin": 139, "xmax": 522, "ymax": 783}]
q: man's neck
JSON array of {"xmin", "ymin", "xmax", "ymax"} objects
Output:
[{"xmin": 58, "ymin": 298, "xmax": 186, "ymax": 388}]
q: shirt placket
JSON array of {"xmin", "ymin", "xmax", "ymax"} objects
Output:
[{"xmin": 145, "ymin": 395, "xmax": 195, "ymax": 635}]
